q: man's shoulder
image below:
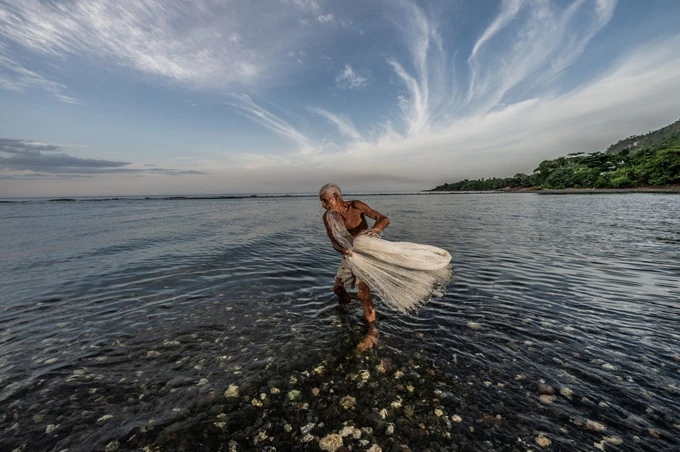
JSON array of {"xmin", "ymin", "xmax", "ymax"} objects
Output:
[{"xmin": 350, "ymin": 200, "xmax": 371, "ymax": 211}]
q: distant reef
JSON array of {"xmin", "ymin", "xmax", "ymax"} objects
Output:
[{"xmin": 431, "ymin": 118, "xmax": 680, "ymax": 192}]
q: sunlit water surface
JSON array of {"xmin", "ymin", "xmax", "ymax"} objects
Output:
[{"xmin": 1, "ymin": 194, "xmax": 679, "ymax": 451}]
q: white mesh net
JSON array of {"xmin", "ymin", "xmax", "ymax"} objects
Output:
[{"xmin": 326, "ymin": 211, "xmax": 453, "ymax": 313}]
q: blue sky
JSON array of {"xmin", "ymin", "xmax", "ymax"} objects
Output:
[{"xmin": 1, "ymin": 0, "xmax": 680, "ymax": 196}]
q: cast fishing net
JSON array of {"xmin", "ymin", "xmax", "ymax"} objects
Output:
[{"xmin": 326, "ymin": 211, "xmax": 453, "ymax": 313}]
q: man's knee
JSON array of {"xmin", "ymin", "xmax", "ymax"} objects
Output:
[
  {"xmin": 357, "ymin": 283, "xmax": 371, "ymax": 301},
  {"xmin": 333, "ymin": 279, "xmax": 344, "ymax": 294}
]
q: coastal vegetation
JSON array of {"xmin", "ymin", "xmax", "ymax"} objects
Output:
[{"xmin": 432, "ymin": 119, "xmax": 680, "ymax": 191}]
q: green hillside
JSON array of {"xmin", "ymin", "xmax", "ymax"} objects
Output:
[
  {"xmin": 606, "ymin": 118, "xmax": 680, "ymax": 154},
  {"xmin": 431, "ymin": 118, "xmax": 680, "ymax": 191}
]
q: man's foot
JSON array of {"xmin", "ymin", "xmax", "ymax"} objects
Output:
[
  {"xmin": 357, "ymin": 282, "xmax": 376, "ymax": 322},
  {"xmin": 357, "ymin": 324, "xmax": 379, "ymax": 352},
  {"xmin": 334, "ymin": 281, "xmax": 352, "ymax": 305}
]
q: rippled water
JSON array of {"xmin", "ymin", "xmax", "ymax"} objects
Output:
[{"xmin": 1, "ymin": 194, "xmax": 679, "ymax": 451}]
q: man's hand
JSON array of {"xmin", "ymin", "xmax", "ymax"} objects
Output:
[{"xmin": 362, "ymin": 228, "xmax": 382, "ymax": 237}]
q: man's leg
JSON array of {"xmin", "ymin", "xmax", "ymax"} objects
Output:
[
  {"xmin": 357, "ymin": 282, "xmax": 376, "ymax": 323},
  {"xmin": 357, "ymin": 282, "xmax": 378, "ymax": 351},
  {"xmin": 333, "ymin": 277, "xmax": 352, "ymax": 304}
]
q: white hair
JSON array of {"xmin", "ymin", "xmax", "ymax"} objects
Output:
[{"xmin": 319, "ymin": 183, "xmax": 343, "ymax": 200}]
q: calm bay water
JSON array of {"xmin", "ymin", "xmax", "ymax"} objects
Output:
[{"xmin": 1, "ymin": 194, "xmax": 679, "ymax": 451}]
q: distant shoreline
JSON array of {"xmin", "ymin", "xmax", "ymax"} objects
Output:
[
  {"xmin": 428, "ymin": 184, "xmax": 680, "ymax": 195},
  {"xmin": 534, "ymin": 186, "xmax": 680, "ymax": 194},
  {"xmin": 2, "ymin": 185, "xmax": 680, "ymax": 203}
]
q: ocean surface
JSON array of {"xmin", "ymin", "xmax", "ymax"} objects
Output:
[{"xmin": 1, "ymin": 193, "xmax": 679, "ymax": 451}]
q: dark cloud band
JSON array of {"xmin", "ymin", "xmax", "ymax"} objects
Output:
[{"xmin": 0, "ymin": 138, "xmax": 206, "ymax": 176}]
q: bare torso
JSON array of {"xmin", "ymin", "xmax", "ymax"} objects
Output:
[
  {"xmin": 343, "ymin": 201, "xmax": 368, "ymax": 236},
  {"xmin": 321, "ymin": 197, "xmax": 389, "ymax": 255}
]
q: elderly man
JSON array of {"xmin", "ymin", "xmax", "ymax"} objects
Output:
[{"xmin": 319, "ymin": 183, "xmax": 390, "ymax": 349}]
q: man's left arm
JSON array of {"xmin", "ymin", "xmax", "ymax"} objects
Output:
[{"xmin": 353, "ymin": 200, "xmax": 390, "ymax": 232}]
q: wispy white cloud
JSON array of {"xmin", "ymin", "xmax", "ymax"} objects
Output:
[
  {"xmin": 0, "ymin": 0, "xmax": 315, "ymax": 92},
  {"xmin": 465, "ymin": 0, "xmax": 617, "ymax": 113},
  {"xmin": 388, "ymin": 58, "xmax": 428, "ymax": 136},
  {"xmin": 287, "ymin": 50, "xmax": 306, "ymax": 58},
  {"xmin": 225, "ymin": 94, "xmax": 316, "ymax": 153},
  {"xmin": 382, "ymin": 0, "xmax": 618, "ymax": 141},
  {"xmin": 335, "ymin": 64, "xmax": 369, "ymax": 90},
  {"xmin": 279, "ymin": 0, "xmax": 321, "ymax": 14},
  {"xmin": 469, "ymin": 0, "xmax": 524, "ymax": 61},
  {"xmin": 0, "ymin": 45, "xmax": 78, "ymax": 103},
  {"xmin": 286, "ymin": 49, "xmax": 306, "ymax": 64},
  {"xmin": 308, "ymin": 107, "xmax": 361, "ymax": 140},
  {"xmin": 228, "ymin": 33, "xmax": 243, "ymax": 44},
  {"xmin": 316, "ymin": 13, "xmax": 335, "ymax": 24},
  {"xmin": 541, "ymin": 0, "xmax": 616, "ymax": 83},
  {"xmin": 381, "ymin": 1, "xmax": 448, "ymax": 137}
]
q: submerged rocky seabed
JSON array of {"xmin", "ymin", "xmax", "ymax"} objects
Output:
[
  {"xmin": 124, "ymin": 348, "xmax": 498, "ymax": 452},
  {"xmin": 2, "ymin": 309, "xmax": 679, "ymax": 452},
  {"xmin": 122, "ymin": 337, "xmax": 675, "ymax": 452}
]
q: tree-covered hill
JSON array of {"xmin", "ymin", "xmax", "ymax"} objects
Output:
[
  {"xmin": 431, "ymin": 118, "xmax": 680, "ymax": 191},
  {"xmin": 606, "ymin": 118, "xmax": 680, "ymax": 154}
]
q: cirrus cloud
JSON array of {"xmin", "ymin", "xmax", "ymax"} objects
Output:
[{"xmin": 335, "ymin": 64, "xmax": 370, "ymax": 90}]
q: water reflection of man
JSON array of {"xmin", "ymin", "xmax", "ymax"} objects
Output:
[{"xmin": 319, "ymin": 183, "xmax": 390, "ymax": 351}]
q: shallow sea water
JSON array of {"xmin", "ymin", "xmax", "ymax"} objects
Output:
[{"xmin": 1, "ymin": 194, "xmax": 679, "ymax": 451}]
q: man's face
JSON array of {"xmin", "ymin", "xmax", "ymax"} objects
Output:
[{"xmin": 320, "ymin": 194, "xmax": 335, "ymax": 210}]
